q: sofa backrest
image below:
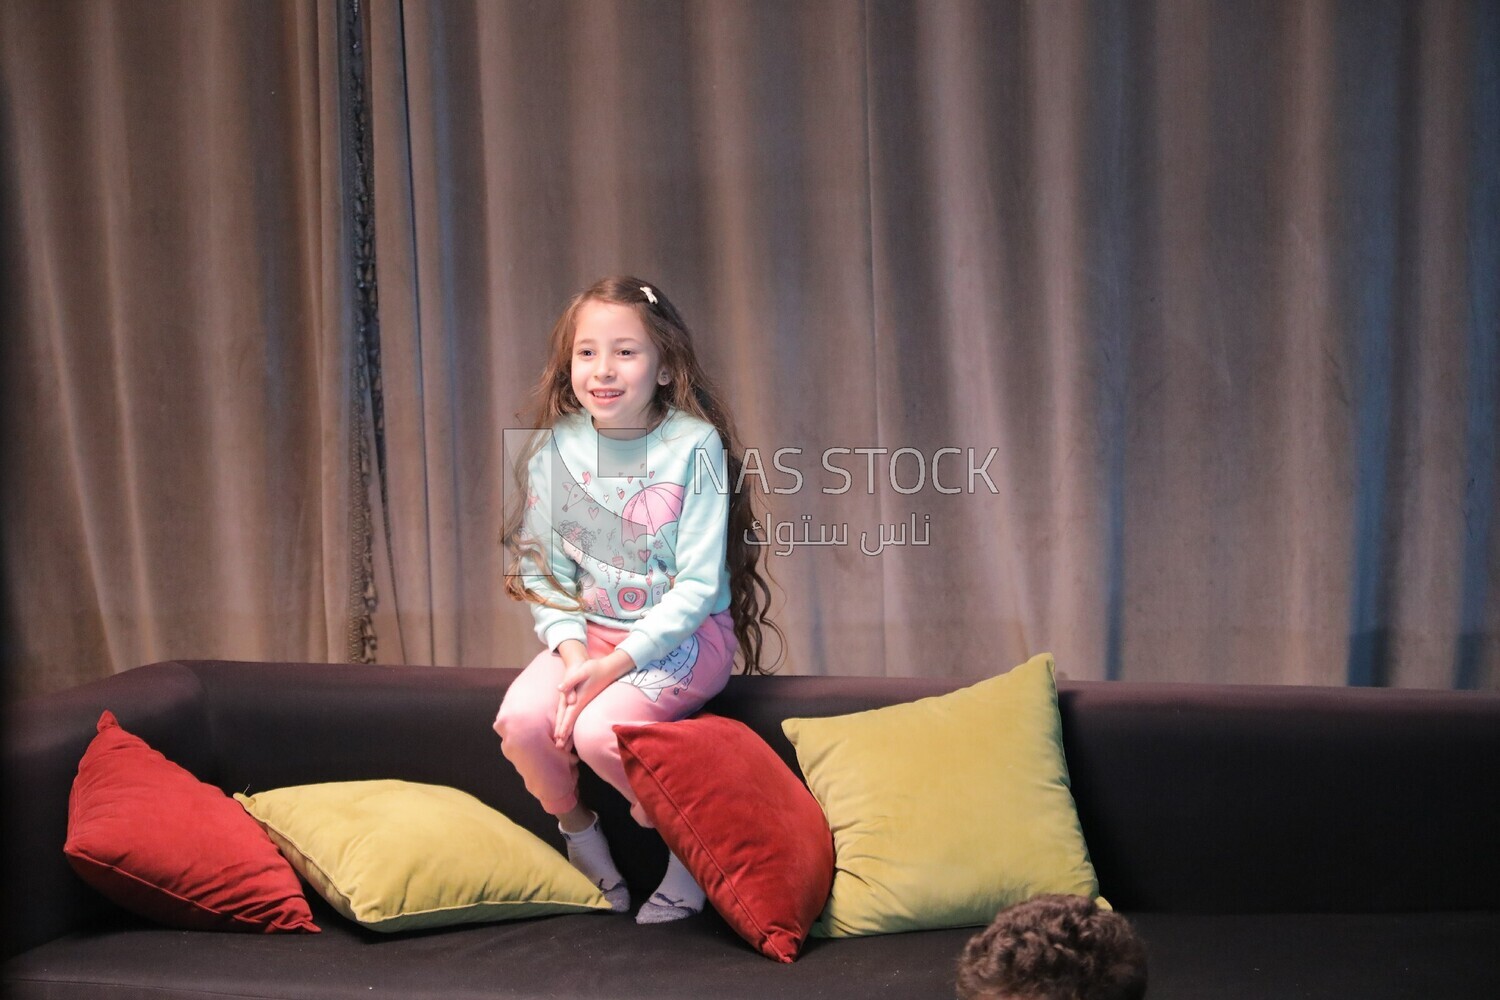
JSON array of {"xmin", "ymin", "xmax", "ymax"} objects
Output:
[
  {"xmin": 715, "ymin": 672, "xmax": 1500, "ymax": 914},
  {"xmin": 7, "ymin": 659, "xmax": 1498, "ymax": 956},
  {"xmin": 1051, "ymin": 680, "xmax": 1499, "ymax": 913}
]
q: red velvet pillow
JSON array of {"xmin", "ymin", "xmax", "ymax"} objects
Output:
[
  {"xmin": 616, "ymin": 714, "xmax": 833, "ymax": 962},
  {"xmin": 64, "ymin": 710, "xmax": 318, "ymax": 933}
]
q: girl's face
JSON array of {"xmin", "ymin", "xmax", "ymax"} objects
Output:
[{"xmin": 569, "ymin": 299, "xmax": 667, "ymax": 434}]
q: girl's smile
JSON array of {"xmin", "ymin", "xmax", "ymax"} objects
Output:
[{"xmin": 571, "ymin": 301, "xmax": 667, "ymax": 436}]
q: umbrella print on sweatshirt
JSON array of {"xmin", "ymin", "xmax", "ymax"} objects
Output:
[
  {"xmin": 545, "ymin": 464, "xmax": 689, "ymax": 592},
  {"xmin": 622, "ymin": 482, "xmax": 684, "ymax": 563}
]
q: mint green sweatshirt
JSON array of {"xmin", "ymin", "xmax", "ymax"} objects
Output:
[{"xmin": 519, "ymin": 407, "xmax": 732, "ymax": 669}]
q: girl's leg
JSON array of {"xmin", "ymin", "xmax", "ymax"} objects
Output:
[
  {"xmin": 570, "ymin": 612, "xmax": 738, "ymax": 923},
  {"xmin": 497, "ymin": 613, "xmax": 737, "ymax": 920},
  {"xmin": 493, "ymin": 646, "xmax": 629, "ymax": 911},
  {"xmin": 492, "ymin": 648, "xmax": 580, "ymax": 819},
  {"xmin": 570, "ymin": 611, "xmax": 738, "ymax": 827}
]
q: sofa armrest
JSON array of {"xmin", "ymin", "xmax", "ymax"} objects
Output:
[{"xmin": 2, "ymin": 662, "xmax": 212, "ymax": 958}]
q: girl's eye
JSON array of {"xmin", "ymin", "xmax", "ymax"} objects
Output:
[{"xmin": 619, "ymin": 349, "xmax": 635, "ymax": 356}]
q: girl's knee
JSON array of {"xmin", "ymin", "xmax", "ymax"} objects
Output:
[
  {"xmin": 493, "ymin": 702, "xmax": 551, "ymax": 752},
  {"xmin": 570, "ymin": 712, "xmax": 621, "ymax": 768}
]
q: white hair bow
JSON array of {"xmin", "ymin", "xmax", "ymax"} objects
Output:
[{"xmin": 640, "ymin": 286, "xmax": 658, "ymax": 305}]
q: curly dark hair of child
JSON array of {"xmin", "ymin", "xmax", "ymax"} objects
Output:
[
  {"xmin": 955, "ymin": 894, "xmax": 1147, "ymax": 1000},
  {"xmin": 501, "ymin": 275, "xmax": 784, "ymax": 675}
]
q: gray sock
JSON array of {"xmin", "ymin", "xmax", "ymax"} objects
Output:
[
  {"xmin": 560, "ymin": 818, "xmax": 630, "ymax": 913},
  {"xmin": 635, "ymin": 850, "xmax": 705, "ymax": 925}
]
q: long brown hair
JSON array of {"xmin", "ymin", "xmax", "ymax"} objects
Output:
[{"xmin": 501, "ymin": 276, "xmax": 782, "ymax": 674}]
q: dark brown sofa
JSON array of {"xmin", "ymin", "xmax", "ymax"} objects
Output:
[{"xmin": 5, "ymin": 659, "xmax": 1499, "ymax": 999}]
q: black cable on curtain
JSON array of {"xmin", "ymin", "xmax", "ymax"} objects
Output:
[{"xmin": 341, "ymin": 0, "xmax": 386, "ymax": 663}]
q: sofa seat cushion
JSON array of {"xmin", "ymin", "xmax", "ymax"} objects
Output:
[{"xmin": 5, "ymin": 909, "xmax": 1498, "ymax": 1000}]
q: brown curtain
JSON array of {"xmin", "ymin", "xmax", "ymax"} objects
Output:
[
  {"xmin": 3, "ymin": 0, "xmax": 1495, "ymax": 694},
  {"xmin": 365, "ymin": 0, "xmax": 1497, "ymax": 688},
  {"xmin": 0, "ymin": 0, "xmax": 371, "ymax": 696}
]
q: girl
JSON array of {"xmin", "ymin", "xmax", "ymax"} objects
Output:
[{"xmin": 495, "ymin": 276, "xmax": 779, "ymax": 924}]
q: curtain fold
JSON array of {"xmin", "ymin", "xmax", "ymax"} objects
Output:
[{"xmin": 0, "ymin": 0, "xmax": 365, "ymax": 695}]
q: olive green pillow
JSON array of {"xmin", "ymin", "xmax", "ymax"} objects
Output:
[
  {"xmin": 781, "ymin": 653, "xmax": 1104, "ymax": 938},
  {"xmin": 235, "ymin": 780, "xmax": 609, "ymax": 932}
]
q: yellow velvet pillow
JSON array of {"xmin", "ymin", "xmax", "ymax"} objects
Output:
[
  {"xmin": 235, "ymin": 780, "xmax": 609, "ymax": 932},
  {"xmin": 781, "ymin": 653, "xmax": 1104, "ymax": 938}
]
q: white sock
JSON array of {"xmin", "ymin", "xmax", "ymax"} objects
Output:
[
  {"xmin": 635, "ymin": 850, "xmax": 705, "ymax": 925},
  {"xmin": 560, "ymin": 818, "xmax": 630, "ymax": 913}
]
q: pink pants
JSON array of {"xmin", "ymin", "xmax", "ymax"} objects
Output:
[{"xmin": 493, "ymin": 610, "xmax": 737, "ymax": 827}]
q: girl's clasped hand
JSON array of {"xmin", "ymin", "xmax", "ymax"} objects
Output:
[{"xmin": 551, "ymin": 647, "xmax": 633, "ymax": 749}]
